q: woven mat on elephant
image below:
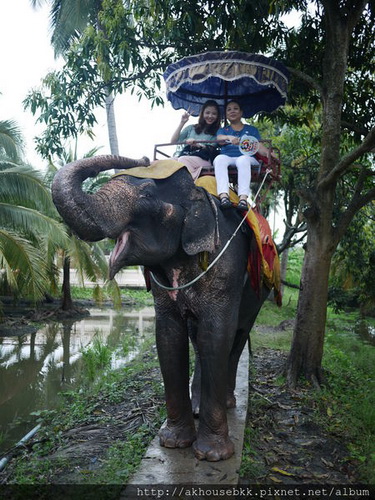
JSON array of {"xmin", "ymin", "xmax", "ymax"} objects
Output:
[
  {"xmin": 113, "ymin": 159, "xmax": 185, "ymax": 179},
  {"xmin": 196, "ymin": 176, "xmax": 282, "ymax": 306}
]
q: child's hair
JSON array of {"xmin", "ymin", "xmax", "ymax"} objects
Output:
[{"xmin": 195, "ymin": 100, "xmax": 221, "ymax": 135}]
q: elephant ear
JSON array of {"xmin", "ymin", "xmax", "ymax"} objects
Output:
[{"xmin": 181, "ymin": 187, "xmax": 220, "ymax": 255}]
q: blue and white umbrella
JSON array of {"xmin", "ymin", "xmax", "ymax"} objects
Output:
[{"xmin": 163, "ymin": 51, "xmax": 289, "ymax": 118}]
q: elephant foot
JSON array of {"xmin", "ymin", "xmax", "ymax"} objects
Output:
[
  {"xmin": 193, "ymin": 434, "xmax": 235, "ymax": 462},
  {"xmin": 159, "ymin": 422, "xmax": 196, "ymax": 449}
]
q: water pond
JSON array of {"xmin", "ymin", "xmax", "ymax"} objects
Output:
[{"xmin": 0, "ymin": 306, "xmax": 155, "ymax": 454}]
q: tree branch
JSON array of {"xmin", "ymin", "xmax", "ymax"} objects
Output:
[
  {"xmin": 286, "ymin": 67, "xmax": 323, "ymax": 94},
  {"xmin": 281, "ymin": 279, "xmax": 302, "ymax": 290},
  {"xmin": 320, "ymin": 0, "xmax": 367, "ymax": 33},
  {"xmin": 346, "ymin": 0, "xmax": 368, "ymax": 32},
  {"xmin": 277, "ymin": 219, "xmax": 307, "ymax": 254},
  {"xmin": 333, "ymin": 183, "xmax": 375, "ymax": 247},
  {"xmin": 341, "ymin": 120, "xmax": 369, "ymax": 137},
  {"xmin": 318, "ymin": 126, "xmax": 375, "ymax": 189}
]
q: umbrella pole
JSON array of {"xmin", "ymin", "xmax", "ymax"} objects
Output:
[{"xmin": 224, "ymin": 81, "xmax": 228, "ymax": 126}]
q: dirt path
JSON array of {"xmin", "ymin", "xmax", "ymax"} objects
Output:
[{"xmin": 241, "ymin": 348, "xmax": 359, "ymax": 485}]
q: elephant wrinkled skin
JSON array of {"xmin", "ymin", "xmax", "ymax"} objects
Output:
[{"xmin": 52, "ymin": 155, "xmax": 269, "ymax": 462}]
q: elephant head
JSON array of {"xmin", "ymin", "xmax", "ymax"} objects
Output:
[{"xmin": 52, "ymin": 155, "xmax": 220, "ymax": 278}]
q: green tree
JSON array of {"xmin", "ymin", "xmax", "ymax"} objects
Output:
[
  {"xmin": 31, "ymin": 0, "xmax": 103, "ymax": 55},
  {"xmin": 278, "ymin": 2, "xmax": 374, "ymax": 388},
  {"xmin": 30, "ymin": 0, "xmax": 121, "ymax": 156},
  {"xmin": 329, "ymin": 204, "xmax": 375, "ymax": 314},
  {"xmin": 0, "ymin": 120, "xmax": 68, "ymax": 303},
  {"xmin": 28, "ymin": 0, "xmax": 165, "ymax": 159},
  {"xmin": 116, "ymin": 0, "xmax": 375, "ymax": 386},
  {"xmin": 0, "ymin": 118, "xmax": 24, "ymax": 163}
]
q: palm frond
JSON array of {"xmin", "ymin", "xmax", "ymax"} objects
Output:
[
  {"xmin": 83, "ymin": 146, "xmax": 102, "ymax": 159},
  {"xmin": 68, "ymin": 236, "xmax": 109, "ymax": 285},
  {"xmin": 0, "ymin": 120, "xmax": 24, "ymax": 161},
  {"xmin": 0, "ymin": 203, "xmax": 68, "ymax": 248},
  {"xmin": 50, "ymin": 0, "xmax": 99, "ymax": 55},
  {"xmin": 0, "ymin": 159, "xmax": 21, "ymax": 171},
  {"xmin": 105, "ymin": 278, "xmax": 122, "ymax": 310},
  {"xmin": 0, "ymin": 229, "xmax": 49, "ymax": 300},
  {"xmin": 0, "ymin": 165, "xmax": 54, "ymax": 214}
]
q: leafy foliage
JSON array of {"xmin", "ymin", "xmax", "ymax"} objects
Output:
[
  {"xmin": 0, "ymin": 120, "xmax": 25, "ymax": 162},
  {"xmin": 0, "ymin": 125, "xmax": 68, "ymax": 301},
  {"xmin": 25, "ymin": 0, "xmax": 168, "ymax": 158},
  {"xmin": 329, "ymin": 205, "xmax": 375, "ymax": 313}
]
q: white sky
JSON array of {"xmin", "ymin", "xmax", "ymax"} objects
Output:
[{"xmin": 0, "ymin": 0, "xmax": 178, "ymax": 168}]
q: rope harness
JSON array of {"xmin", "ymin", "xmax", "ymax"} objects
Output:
[{"xmin": 150, "ymin": 169, "xmax": 272, "ymax": 291}]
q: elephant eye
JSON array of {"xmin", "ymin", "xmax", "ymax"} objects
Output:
[{"xmin": 138, "ymin": 191, "xmax": 154, "ymax": 202}]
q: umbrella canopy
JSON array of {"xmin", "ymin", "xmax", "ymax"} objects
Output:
[{"xmin": 163, "ymin": 51, "xmax": 289, "ymax": 118}]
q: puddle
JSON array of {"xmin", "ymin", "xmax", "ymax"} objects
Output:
[{"xmin": 0, "ymin": 306, "xmax": 155, "ymax": 453}]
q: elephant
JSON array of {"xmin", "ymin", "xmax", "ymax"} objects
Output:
[{"xmin": 52, "ymin": 154, "xmax": 273, "ymax": 462}]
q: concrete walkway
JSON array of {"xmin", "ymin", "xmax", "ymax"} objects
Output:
[
  {"xmin": 122, "ymin": 347, "xmax": 249, "ymax": 496},
  {"xmin": 61, "ymin": 266, "xmax": 146, "ymax": 289}
]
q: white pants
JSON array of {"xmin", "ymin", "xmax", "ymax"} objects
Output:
[{"xmin": 213, "ymin": 154, "xmax": 259, "ymax": 197}]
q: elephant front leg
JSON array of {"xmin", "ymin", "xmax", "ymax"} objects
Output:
[
  {"xmin": 156, "ymin": 311, "xmax": 196, "ymax": 449},
  {"xmin": 193, "ymin": 319, "xmax": 236, "ymax": 461}
]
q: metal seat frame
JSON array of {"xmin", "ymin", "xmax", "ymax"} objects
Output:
[{"xmin": 153, "ymin": 140, "xmax": 281, "ymax": 184}]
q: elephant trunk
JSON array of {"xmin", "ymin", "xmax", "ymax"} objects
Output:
[{"xmin": 52, "ymin": 155, "xmax": 149, "ymax": 241}]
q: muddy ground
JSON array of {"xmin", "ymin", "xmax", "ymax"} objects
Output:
[
  {"xmin": 0, "ymin": 309, "xmax": 365, "ymax": 492},
  {"xmin": 243, "ymin": 346, "xmax": 359, "ymax": 485}
]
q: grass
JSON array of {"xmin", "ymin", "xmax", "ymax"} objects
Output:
[
  {"xmin": 4, "ymin": 336, "xmax": 165, "ymax": 485},
  {"xmin": 242, "ymin": 247, "xmax": 375, "ymax": 484},
  {"xmin": 318, "ymin": 332, "xmax": 375, "ymax": 482},
  {"xmin": 251, "ymin": 285, "xmax": 298, "ymax": 352},
  {"xmin": 80, "ymin": 335, "xmax": 113, "ymax": 382},
  {"xmin": 239, "ymin": 426, "xmax": 267, "ymax": 478},
  {"xmin": 70, "ymin": 285, "xmax": 153, "ymax": 306}
]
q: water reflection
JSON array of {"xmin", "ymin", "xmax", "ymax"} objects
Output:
[{"xmin": 0, "ymin": 306, "xmax": 155, "ymax": 453}]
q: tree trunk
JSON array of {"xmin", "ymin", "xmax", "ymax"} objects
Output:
[
  {"xmin": 105, "ymin": 90, "xmax": 119, "ymax": 156},
  {"xmin": 61, "ymin": 255, "xmax": 74, "ymax": 311},
  {"xmin": 286, "ymin": 4, "xmax": 355, "ymax": 388},
  {"xmin": 280, "ymin": 246, "xmax": 290, "ymax": 295},
  {"xmin": 286, "ymin": 194, "xmax": 335, "ymax": 388}
]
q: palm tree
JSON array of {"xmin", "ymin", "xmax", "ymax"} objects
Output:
[
  {"xmin": 0, "ymin": 120, "xmax": 68, "ymax": 303},
  {"xmin": 0, "ymin": 118, "xmax": 25, "ymax": 162},
  {"xmin": 30, "ymin": 0, "xmax": 120, "ymax": 156}
]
